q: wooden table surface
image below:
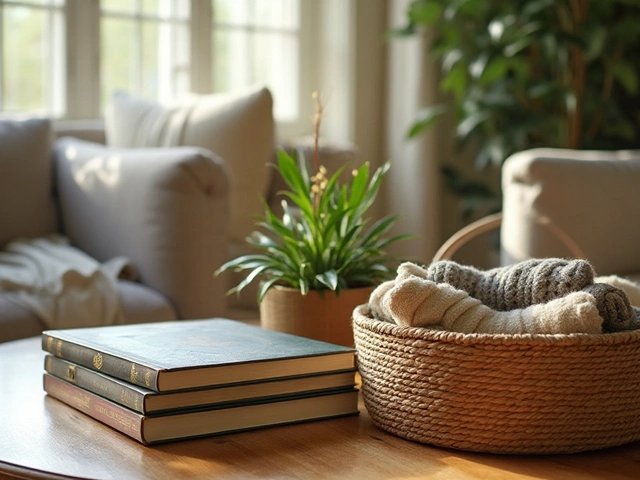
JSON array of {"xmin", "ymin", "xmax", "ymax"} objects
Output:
[{"xmin": 2, "ymin": 336, "xmax": 640, "ymax": 480}]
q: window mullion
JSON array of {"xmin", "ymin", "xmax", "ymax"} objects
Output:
[
  {"xmin": 190, "ymin": 0, "xmax": 211, "ymax": 94},
  {"xmin": 65, "ymin": 0, "xmax": 100, "ymax": 119},
  {"xmin": 136, "ymin": 12, "xmax": 142, "ymax": 95},
  {"xmin": 46, "ymin": 5, "xmax": 55, "ymax": 114}
]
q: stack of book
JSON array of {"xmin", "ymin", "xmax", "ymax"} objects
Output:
[{"xmin": 41, "ymin": 318, "xmax": 359, "ymax": 445}]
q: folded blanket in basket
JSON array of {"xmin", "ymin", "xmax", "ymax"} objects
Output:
[
  {"xmin": 370, "ymin": 276, "xmax": 603, "ymax": 334},
  {"xmin": 597, "ymin": 275, "xmax": 640, "ymax": 307},
  {"xmin": 370, "ymin": 259, "xmax": 640, "ymax": 334}
]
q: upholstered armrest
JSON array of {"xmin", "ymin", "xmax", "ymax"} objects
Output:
[
  {"xmin": 501, "ymin": 148, "xmax": 640, "ymax": 275},
  {"xmin": 54, "ymin": 137, "xmax": 230, "ymax": 319}
]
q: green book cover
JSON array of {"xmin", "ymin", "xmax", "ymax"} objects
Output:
[
  {"xmin": 42, "ymin": 319, "xmax": 355, "ymax": 392},
  {"xmin": 45, "ymin": 354, "xmax": 357, "ymax": 414}
]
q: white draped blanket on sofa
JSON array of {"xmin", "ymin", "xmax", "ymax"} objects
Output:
[{"xmin": 0, "ymin": 235, "xmax": 136, "ymax": 329}]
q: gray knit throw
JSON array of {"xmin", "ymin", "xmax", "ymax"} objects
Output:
[
  {"xmin": 423, "ymin": 258, "xmax": 595, "ymax": 311},
  {"xmin": 582, "ymin": 283, "xmax": 640, "ymax": 332}
]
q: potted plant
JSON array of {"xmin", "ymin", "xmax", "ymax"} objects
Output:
[{"xmin": 216, "ymin": 93, "xmax": 409, "ymax": 346}]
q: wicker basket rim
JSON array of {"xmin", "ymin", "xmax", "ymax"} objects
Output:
[{"xmin": 353, "ymin": 304, "xmax": 640, "ymax": 347}]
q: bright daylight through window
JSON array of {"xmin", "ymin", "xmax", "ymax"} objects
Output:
[
  {"xmin": 0, "ymin": 0, "xmax": 65, "ymax": 115},
  {"xmin": 0, "ymin": 0, "xmax": 302, "ymax": 124}
]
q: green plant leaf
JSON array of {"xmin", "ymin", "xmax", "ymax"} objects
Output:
[
  {"xmin": 214, "ymin": 254, "xmax": 274, "ymax": 275},
  {"xmin": 440, "ymin": 64, "xmax": 468, "ymax": 100},
  {"xmin": 479, "ymin": 57, "xmax": 509, "ymax": 85},
  {"xmin": 247, "ymin": 231, "xmax": 277, "ymax": 248},
  {"xmin": 318, "ymin": 165, "xmax": 346, "ymax": 213},
  {"xmin": 296, "ymin": 149, "xmax": 311, "ymax": 188},
  {"xmin": 456, "ymin": 111, "xmax": 490, "ymax": 138},
  {"xmin": 257, "ymin": 277, "xmax": 282, "ymax": 304},
  {"xmin": 315, "ymin": 270, "xmax": 339, "ymax": 291},
  {"xmin": 522, "ymin": 0, "xmax": 554, "ymax": 16},
  {"xmin": 442, "ymin": 49, "xmax": 464, "ymax": 73},
  {"xmin": 469, "ymin": 53, "xmax": 489, "ymax": 79},
  {"xmin": 408, "ymin": 0, "xmax": 443, "ymax": 25},
  {"xmin": 228, "ymin": 264, "xmax": 271, "ymax": 295},
  {"xmin": 613, "ymin": 61, "xmax": 639, "ymax": 95},
  {"xmin": 276, "ymin": 151, "xmax": 313, "ymax": 215},
  {"xmin": 408, "ymin": 105, "xmax": 448, "ymax": 139},
  {"xmin": 359, "ymin": 215, "xmax": 399, "ymax": 248},
  {"xmin": 349, "ymin": 162, "xmax": 369, "ymax": 208},
  {"xmin": 585, "ymin": 26, "xmax": 607, "ymax": 63},
  {"xmin": 299, "ymin": 277, "xmax": 309, "ymax": 295}
]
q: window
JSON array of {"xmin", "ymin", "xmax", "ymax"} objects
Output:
[
  {"xmin": 0, "ymin": 0, "xmax": 65, "ymax": 115},
  {"xmin": 0, "ymin": 0, "xmax": 310, "ymax": 132},
  {"xmin": 212, "ymin": 0, "xmax": 300, "ymax": 122},
  {"xmin": 100, "ymin": 0, "xmax": 190, "ymax": 111}
]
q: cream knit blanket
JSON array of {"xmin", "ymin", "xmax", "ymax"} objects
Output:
[
  {"xmin": 370, "ymin": 260, "xmax": 640, "ymax": 334},
  {"xmin": 0, "ymin": 235, "xmax": 136, "ymax": 329}
]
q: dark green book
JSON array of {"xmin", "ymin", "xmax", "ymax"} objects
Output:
[
  {"xmin": 45, "ymin": 355, "xmax": 357, "ymax": 414},
  {"xmin": 41, "ymin": 318, "xmax": 355, "ymax": 392}
]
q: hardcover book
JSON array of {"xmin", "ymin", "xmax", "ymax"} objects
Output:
[
  {"xmin": 45, "ymin": 355, "xmax": 357, "ymax": 414},
  {"xmin": 44, "ymin": 374, "xmax": 359, "ymax": 444},
  {"xmin": 41, "ymin": 318, "xmax": 355, "ymax": 392}
]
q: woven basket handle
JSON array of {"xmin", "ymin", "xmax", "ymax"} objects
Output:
[{"xmin": 432, "ymin": 212, "xmax": 587, "ymax": 262}]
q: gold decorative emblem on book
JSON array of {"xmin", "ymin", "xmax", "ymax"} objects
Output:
[
  {"xmin": 120, "ymin": 389, "xmax": 131, "ymax": 406},
  {"xmin": 93, "ymin": 353, "xmax": 103, "ymax": 370},
  {"xmin": 67, "ymin": 365, "xmax": 76, "ymax": 382},
  {"xmin": 47, "ymin": 337, "xmax": 54, "ymax": 353},
  {"xmin": 130, "ymin": 363, "xmax": 139, "ymax": 383},
  {"xmin": 56, "ymin": 340, "xmax": 63, "ymax": 357},
  {"xmin": 144, "ymin": 371, "xmax": 151, "ymax": 388}
]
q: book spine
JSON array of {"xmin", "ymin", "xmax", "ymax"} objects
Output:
[
  {"xmin": 45, "ymin": 355, "xmax": 147, "ymax": 414},
  {"xmin": 43, "ymin": 374, "xmax": 147, "ymax": 444},
  {"xmin": 42, "ymin": 334, "xmax": 160, "ymax": 392}
]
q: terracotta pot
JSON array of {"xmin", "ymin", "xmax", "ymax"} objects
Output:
[{"xmin": 259, "ymin": 285, "xmax": 375, "ymax": 347}]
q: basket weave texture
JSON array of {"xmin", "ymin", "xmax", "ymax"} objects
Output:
[{"xmin": 353, "ymin": 304, "xmax": 640, "ymax": 454}]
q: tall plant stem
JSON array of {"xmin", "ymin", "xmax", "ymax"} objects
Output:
[
  {"xmin": 568, "ymin": 0, "xmax": 589, "ymax": 149},
  {"xmin": 312, "ymin": 92, "xmax": 324, "ymax": 211},
  {"xmin": 312, "ymin": 92, "xmax": 323, "ymax": 176}
]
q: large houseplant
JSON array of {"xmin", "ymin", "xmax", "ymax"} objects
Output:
[
  {"xmin": 396, "ymin": 0, "xmax": 640, "ymax": 218},
  {"xmin": 216, "ymin": 93, "xmax": 409, "ymax": 346}
]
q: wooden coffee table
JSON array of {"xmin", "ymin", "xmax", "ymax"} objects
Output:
[{"xmin": 2, "ymin": 336, "xmax": 640, "ymax": 479}]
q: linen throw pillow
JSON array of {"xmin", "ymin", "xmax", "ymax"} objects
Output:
[
  {"xmin": 0, "ymin": 118, "xmax": 58, "ymax": 247},
  {"xmin": 105, "ymin": 86, "xmax": 275, "ymax": 242}
]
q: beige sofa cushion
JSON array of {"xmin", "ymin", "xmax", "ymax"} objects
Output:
[
  {"xmin": 105, "ymin": 86, "xmax": 275, "ymax": 243},
  {"xmin": 501, "ymin": 148, "xmax": 640, "ymax": 276},
  {"xmin": 0, "ymin": 118, "xmax": 58, "ymax": 247}
]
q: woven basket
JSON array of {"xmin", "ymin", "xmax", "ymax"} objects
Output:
[{"xmin": 353, "ymin": 304, "xmax": 640, "ymax": 455}]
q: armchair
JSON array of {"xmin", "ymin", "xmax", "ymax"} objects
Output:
[
  {"xmin": 0, "ymin": 118, "xmax": 230, "ymax": 343},
  {"xmin": 434, "ymin": 148, "xmax": 640, "ymax": 283}
]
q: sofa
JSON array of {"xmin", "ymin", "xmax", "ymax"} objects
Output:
[
  {"xmin": 0, "ymin": 117, "xmax": 229, "ymax": 343},
  {"xmin": 0, "ymin": 87, "xmax": 356, "ymax": 343}
]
